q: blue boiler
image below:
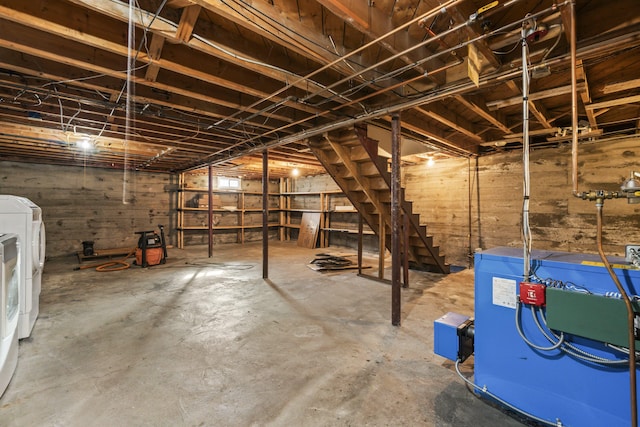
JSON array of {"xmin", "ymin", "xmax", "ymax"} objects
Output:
[{"xmin": 473, "ymin": 247, "xmax": 640, "ymax": 427}]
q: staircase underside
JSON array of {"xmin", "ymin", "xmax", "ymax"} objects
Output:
[{"xmin": 308, "ymin": 126, "xmax": 449, "ymax": 274}]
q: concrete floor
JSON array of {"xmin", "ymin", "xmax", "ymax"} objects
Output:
[{"xmin": 0, "ymin": 241, "xmax": 526, "ymax": 426}]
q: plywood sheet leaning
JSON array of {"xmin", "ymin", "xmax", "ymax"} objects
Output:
[{"xmin": 298, "ymin": 212, "xmax": 321, "ymax": 248}]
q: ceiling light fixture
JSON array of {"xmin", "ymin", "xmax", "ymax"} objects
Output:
[
  {"xmin": 78, "ymin": 137, "xmax": 92, "ymax": 150},
  {"xmin": 291, "ymin": 168, "xmax": 300, "ymax": 177},
  {"xmin": 427, "ymin": 157, "xmax": 435, "ymax": 167}
]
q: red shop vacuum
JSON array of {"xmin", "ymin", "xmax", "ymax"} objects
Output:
[{"xmin": 134, "ymin": 224, "xmax": 168, "ymax": 267}]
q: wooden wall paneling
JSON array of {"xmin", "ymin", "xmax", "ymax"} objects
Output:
[
  {"xmin": 0, "ymin": 161, "xmax": 171, "ymax": 256},
  {"xmin": 403, "ymin": 137, "xmax": 640, "ymax": 266}
]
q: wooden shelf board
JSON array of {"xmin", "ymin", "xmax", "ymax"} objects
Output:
[{"xmin": 322, "ymin": 228, "xmax": 375, "ymax": 235}]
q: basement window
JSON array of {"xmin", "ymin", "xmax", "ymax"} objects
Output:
[{"xmin": 218, "ymin": 176, "xmax": 241, "ymax": 190}]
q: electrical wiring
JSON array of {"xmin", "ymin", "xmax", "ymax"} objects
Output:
[
  {"xmin": 522, "ymin": 271, "xmax": 636, "ymax": 365},
  {"xmin": 454, "ymin": 359, "xmax": 560, "ymax": 427},
  {"xmin": 492, "ymin": 39, "xmax": 521, "ymax": 55},
  {"xmin": 224, "ymin": 0, "xmax": 383, "ymax": 86},
  {"xmin": 521, "ymin": 24, "xmax": 533, "ymax": 281},
  {"xmin": 515, "ymin": 301, "xmax": 564, "ymax": 351},
  {"xmin": 206, "ymin": 2, "xmax": 561, "ymax": 161},
  {"xmin": 536, "ymin": 304, "xmax": 632, "ymax": 365},
  {"xmin": 541, "ymin": 24, "xmax": 562, "ymax": 62},
  {"xmin": 305, "ymin": 0, "xmax": 545, "ymax": 107},
  {"xmin": 64, "ymin": 102, "xmax": 83, "ymax": 133},
  {"xmin": 200, "ymin": 0, "xmax": 470, "ymax": 134}
]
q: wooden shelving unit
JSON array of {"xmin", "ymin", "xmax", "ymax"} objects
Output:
[
  {"xmin": 176, "ymin": 175, "xmax": 369, "ymax": 249},
  {"xmin": 278, "ymin": 177, "xmax": 372, "ymax": 248},
  {"xmin": 176, "ymin": 173, "xmax": 280, "ymax": 248}
]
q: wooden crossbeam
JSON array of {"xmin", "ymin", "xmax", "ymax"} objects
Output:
[{"xmin": 176, "ymin": 5, "xmax": 201, "ymax": 43}]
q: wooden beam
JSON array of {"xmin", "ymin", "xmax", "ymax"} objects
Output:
[
  {"xmin": 446, "ymin": 3, "xmax": 501, "ymax": 69},
  {"xmin": 586, "ymin": 94, "xmax": 640, "ymax": 110},
  {"xmin": 188, "ymin": 0, "xmax": 379, "ymax": 83},
  {"xmin": 0, "ymin": 4, "xmax": 319, "ymax": 119},
  {"xmin": 414, "ymin": 105, "xmax": 484, "ymax": 142},
  {"xmin": 167, "ymin": 0, "xmax": 195, "ymax": 8},
  {"xmin": 0, "ymin": 33, "xmax": 296, "ymax": 130},
  {"xmin": 175, "ymin": 5, "xmax": 201, "ymax": 43},
  {"xmin": 488, "ymin": 83, "xmax": 586, "ymax": 109},
  {"xmin": 316, "ymin": 0, "xmax": 445, "ymax": 84},
  {"xmin": 480, "ymin": 127, "xmax": 561, "ymax": 147},
  {"xmin": 144, "ymin": 33, "xmax": 166, "ymax": 82},
  {"xmin": 602, "ymin": 78, "xmax": 640, "ymax": 95},
  {"xmin": 455, "ymin": 95, "xmax": 512, "ymax": 134},
  {"xmin": 62, "ymin": 0, "xmax": 346, "ymax": 114},
  {"xmin": 400, "ymin": 113, "xmax": 478, "ymax": 156},
  {"xmin": 528, "ymin": 100, "xmax": 554, "ymax": 129},
  {"xmin": 505, "ymin": 80, "xmax": 553, "ymax": 130},
  {"xmin": 546, "ymin": 129, "xmax": 603, "ymax": 142},
  {"xmin": 576, "ymin": 59, "xmax": 597, "ymax": 129}
]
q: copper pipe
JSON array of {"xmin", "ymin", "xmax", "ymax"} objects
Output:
[
  {"xmin": 596, "ymin": 201, "xmax": 637, "ymax": 427},
  {"xmin": 569, "ymin": 0, "xmax": 581, "ymax": 197}
]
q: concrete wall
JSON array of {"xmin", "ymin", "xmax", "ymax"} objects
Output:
[
  {"xmin": 404, "ymin": 137, "xmax": 640, "ymax": 267},
  {"xmin": 0, "ymin": 161, "xmax": 175, "ymax": 257}
]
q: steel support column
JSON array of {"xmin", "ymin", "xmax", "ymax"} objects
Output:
[
  {"xmin": 391, "ymin": 113, "xmax": 401, "ymax": 326},
  {"xmin": 208, "ymin": 163, "xmax": 213, "ymax": 258},
  {"xmin": 262, "ymin": 150, "xmax": 269, "ymax": 279},
  {"xmin": 358, "ymin": 214, "xmax": 363, "ymax": 276}
]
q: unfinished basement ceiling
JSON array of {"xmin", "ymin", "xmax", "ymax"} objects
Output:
[{"xmin": 0, "ymin": 0, "xmax": 638, "ymax": 177}]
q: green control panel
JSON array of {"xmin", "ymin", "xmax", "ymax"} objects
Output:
[{"xmin": 546, "ymin": 287, "xmax": 640, "ymax": 348}]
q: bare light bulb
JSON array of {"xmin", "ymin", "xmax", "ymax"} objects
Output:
[
  {"xmin": 78, "ymin": 138, "xmax": 92, "ymax": 150},
  {"xmin": 427, "ymin": 157, "xmax": 435, "ymax": 167},
  {"xmin": 291, "ymin": 168, "xmax": 300, "ymax": 177}
]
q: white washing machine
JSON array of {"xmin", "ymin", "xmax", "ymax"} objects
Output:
[
  {"xmin": 0, "ymin": 233, "xmax": 19, "ymax": 397},
  {"xmin": 0, "ymin": 196, "xmax": 46, "ymax": 339}
]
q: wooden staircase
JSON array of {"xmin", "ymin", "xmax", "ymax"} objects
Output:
[{"xmin": 308, "ymin": 126, "xmax": 449, "ymax": 274}]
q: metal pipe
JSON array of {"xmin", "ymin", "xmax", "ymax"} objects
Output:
[
  {"xmin": 200, "ymin": 3, "xmax": 561, "ymax": 163},
  {"xmin": 213, "ymin": 0, "xmax": 467, "ymax": 128},
  {"xmin": 180, "ymin": 24, "xmax": 640, "ymax": 172},
  {"xmin": 208, "ymin": 163, "xmax": 213, "ymax": 258},
  {"xmin": 569, "ymin": 0, "xmax": 581, "ymax": 198},
  {"xmin": 358, "ymin": 214, "xmax": 363, "ymax": 276},
  {"xmin": 596, "ymin": 201, "xmax": 637, "ymax": 427},
  {"xmin": 403, "ymin": 213, "xmax": 409, "ymax": 288},
  {"xmin": 262, "ymin": 150, "xmax": 269, "ymax": 279},
  {"xmin": 330, "ymin": 60, "xmax": 463, "ymax": 112},
  {"xmin": 391, "ymin": 113, "xmax": 401, "ymax": 326},
  {"xmin": 303, "ymin": 0, "xmax": 532, "ymax": 106}
]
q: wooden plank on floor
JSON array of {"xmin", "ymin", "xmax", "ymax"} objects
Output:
[{"xmin": 297, "ymin": 212, "xmax": 321, "ymax": 248}]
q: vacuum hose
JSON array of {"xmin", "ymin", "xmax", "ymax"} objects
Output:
[
  {"xmin": 596, "ymin": 202, "xmax": 637, "ymax": 427},
  {"xmin": 74, "ymin": 248, "xmax": 137, "ymax": 272}
]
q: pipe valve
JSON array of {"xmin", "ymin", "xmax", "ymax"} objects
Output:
[
  {"xmin": 621, "ymin": 171, "xmax": 640, "ymax": 204},
  {"xmin": 579, "ymin": 190, "xmax": 620, "ymax": 202}
]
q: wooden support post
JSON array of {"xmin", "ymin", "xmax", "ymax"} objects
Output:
[
  {"xmin": 208, "ymin": 163, "xmax": 213, "ymax": 258},
  {"xmin": 391, "ymin": 113, "xmax": 401, "ymax": 326},
  {"xmin": 262, "ymin": 150, "xmax": 269, "ymax": 279}
]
